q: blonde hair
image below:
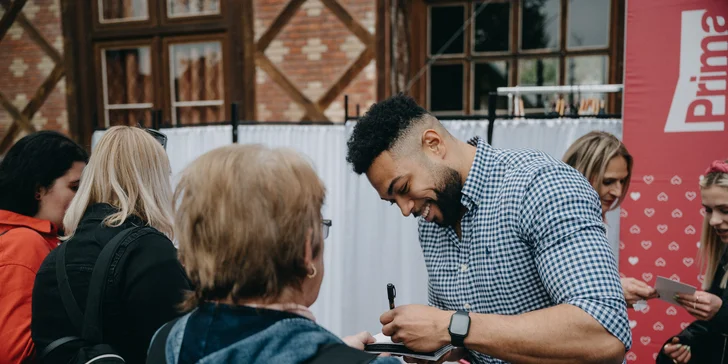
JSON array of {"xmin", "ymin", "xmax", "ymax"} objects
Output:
[
  {"xmin": 175, "ymin": 144, "xmax": 326, "ymax": 311},
  {"xmin": 699, "ymin": 160, "xmax": 728, "ymax": 290},
  {"xmin": 563, "ymin": 131, "xmax": 633, "ymax": 211},
  {"xmin": 62, "ymin": 126, "xmax": 174, "ymax": 238}
]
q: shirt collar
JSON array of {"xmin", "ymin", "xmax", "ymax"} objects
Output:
[
  {"xmin": 460, "ymin": 137, "xmax": 490, "ymax": 209},
  {"xmin": 0, "ymin": 209, "xmax": 57, "ymax": 235}
]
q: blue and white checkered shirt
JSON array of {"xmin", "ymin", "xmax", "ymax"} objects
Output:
[{"xmin": 419, "ymin": 138, "xmax": 631, "ymax": 364}]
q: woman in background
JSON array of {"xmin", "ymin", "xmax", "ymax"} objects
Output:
[
  {"xmin": 32, "ymin": 126, "xmax": 190, "ymax": 363},
  {"xmin": 658, "ymin": 159, "xmax": 728, "ymax": 364},
  {"xmin": 0, "ymin": 131, "xmax": 88, "ymax": 364},
  {"xmin": 156, "ymin": 144, "xmax": 399, "ymax": 363},
  {"xmin": 563, "ymin": 131, "xmax": 658, "ymax": 308}
]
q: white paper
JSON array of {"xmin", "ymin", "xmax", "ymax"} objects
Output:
[{"xmin": 655, "ymin": 276, "xmax": 696, "ymax": 305}]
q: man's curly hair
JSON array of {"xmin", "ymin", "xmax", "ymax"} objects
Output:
[{"xmin": 346, "ymin": 94, "xmax": 429, "ymax": 174}]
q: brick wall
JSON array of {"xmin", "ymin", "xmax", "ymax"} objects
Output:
[
  {"xmin": 0, "ymin": 0, "xmax": 68, "ymax": 142},
  {"xmin": 0, "ymin": 0, "xmax": 376, "ymax": 145},
  {"xmin": 254, "ymin": 0, "xmax": 376, "ymax": 122}
]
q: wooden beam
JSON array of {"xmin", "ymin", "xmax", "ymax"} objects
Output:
[
  {"xmin": 241, "ymin": 0, "xmax": 257, "ymax": 120},
  {"xmin": 60, "ymin": 0, "xmax": 80, "ymax": 142},
  {"xmin": 303, "ymin": 47, "xmax": 375, "ymax": 120},
  {"xmin": 0, "ymin": 0, "xmax": 27, "ymax": 42},
  {"xmin": 321, "ymin": 0, "xmax": 375, "ymax": 46},
  {"xmin": 376, "ymin": 0, "xmax": 388, "ymax": 100},
  {"xmin": 319, "ymin": 47, "xmax": 375, "ymax": 110},
  {"xmin": 15, "ymin": 13, "xmax": 63, "ymax": 64},
  {"xmin": 255, "ymin": 53, "xmax": 329, "ymax": 121},
  {"xmin": 256, "ymin": 0, "xmax": 307, "ymax": 52},
  {"xmin": 0, "ymin": 64, "xmax": 66, "ymax": 153},
  {"xmin": 0, "ymin": 92, "xmax": 34, "ymax": 133}
]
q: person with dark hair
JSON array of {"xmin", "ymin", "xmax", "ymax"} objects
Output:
[
  {"xmin": 0, "ymin": 131, "xmax": 88, "ymax": 364},
  {"xmin": 347, "ymin": 95, "xmax": 630, "ymax": 364}
]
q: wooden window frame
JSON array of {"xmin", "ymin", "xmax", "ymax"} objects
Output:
[
  {"xmin": 159, "ymin": 0, "xmax": 226, "ymax": 27},
  {"xmin": 419, "ymin": 0, "xmax": 624, "ymax": 116},
  {"xmin": 91, "ymin": 0, "xmax": 157, "ymax": 32},
  {"xmin": 93, "ymin": 38, "xmax": 162, "ymax": 128},
  {"xmin": 162, "ymin": 33, "xmax": 232, "ymax": 126}
]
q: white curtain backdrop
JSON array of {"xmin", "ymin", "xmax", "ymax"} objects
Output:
[{"xmin": 89, "ymin": 118, "xmax": 622, "ymax": 338}]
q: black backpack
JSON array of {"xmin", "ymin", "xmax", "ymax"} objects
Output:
[{"xmin": 39, "ymin": 227, "xmax": 156, "ymax": 364}]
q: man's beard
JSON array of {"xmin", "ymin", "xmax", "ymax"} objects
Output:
[{"xmin": 432, "ymin": 167, "xmax": 463, "ymax": 227}]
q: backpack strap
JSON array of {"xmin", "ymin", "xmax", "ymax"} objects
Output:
[
  {"xmin": 82, "ymin": 226, "xmax": 152, "ymax": 342},
  {"xmin": 146, "ymin": 317, "xmax": 181, "ymax": 364},
  {"xmin": 38, "ymin": 336, "xmax": 83, "ymax": 361},
  {"xmin": 55, "ymin": 238, "xmax": 85, "ymax": 332},
  {"xmin": 307, "ymin": 343, "xmax": 378, "ymax": 364}
]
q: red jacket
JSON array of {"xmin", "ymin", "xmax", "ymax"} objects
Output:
[{"xmin": 0, "ymin": 210, "xmax": 58, "ymax": 364}]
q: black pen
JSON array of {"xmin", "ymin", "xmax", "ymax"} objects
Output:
[{"xmin": 387, "ymin": 283, "xmax": 396, "ymax": 310}]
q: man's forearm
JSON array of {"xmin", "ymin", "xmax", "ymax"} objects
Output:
[{"xmin": 462, "ymin": 304, "xmax": 626, "ymax": 364}]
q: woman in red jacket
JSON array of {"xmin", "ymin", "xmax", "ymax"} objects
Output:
[{"xmin": 0, "ymin": 131, "xmax": 88, "ymax": 363}]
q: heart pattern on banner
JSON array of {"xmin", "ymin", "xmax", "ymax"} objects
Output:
[{"xmin": 620, "ymin": 173, "xmax": 704, "ymax": 361}]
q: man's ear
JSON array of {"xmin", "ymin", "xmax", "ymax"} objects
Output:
[{"xmin": 421, "ymin": 129, "xmax": 446, "ymax": 159}]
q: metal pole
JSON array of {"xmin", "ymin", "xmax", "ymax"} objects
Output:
[
  {"xmin": 344, "ymin": 95, "xmax": 349, "ymax": 122},
  {"xmin": 487, "ymin": 92, "xmax": 496, "ymax": 145},
  {"xmin": 231, "ymin": 102, "xmax": 239, "ymax": 144}
]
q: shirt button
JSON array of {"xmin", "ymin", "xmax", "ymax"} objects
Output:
[
  {"xmin": 464, "ymin": 303, "xmax": 471, "ymax": 310},
  {"xmin": 460, "ymin": 264, "xmax": 468, "ymax": 272}
]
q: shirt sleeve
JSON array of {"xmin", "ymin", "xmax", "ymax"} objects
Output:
[{"xmin": 519, "ymin": 165, "xmax": 632, "ymax": 351}]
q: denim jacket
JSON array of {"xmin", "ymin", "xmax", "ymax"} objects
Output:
[{"xmin": 159, "ymin": 303, "xmax": 399, "ymax": 364}]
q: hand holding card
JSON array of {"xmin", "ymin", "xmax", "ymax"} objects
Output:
[{"xmin": 654, "ymin": 276, "xmax": 696, "ymax": 305}]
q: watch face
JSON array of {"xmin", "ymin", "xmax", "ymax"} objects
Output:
[{"xmin": 450, "ymin": 313, "xmax": 470, "ymax": 335}]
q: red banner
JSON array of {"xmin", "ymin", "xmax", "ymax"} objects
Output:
[{"xmin": 621, "ymin": 0, "xmax": 728, "ymax": 361}]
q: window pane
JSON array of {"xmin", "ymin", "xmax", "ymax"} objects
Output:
[
  {"xmin": 168, "ymin": 0, "xmax": 220, "ymax": 18},
  {"xmin": 430, "ymin": 64, "xmax": 464, "ymax": 112},
  {"xmin": 101, "ymin": 46, "xmax": 154, "ymax": 127},
  {"xmin": 170, "ymin": 41, "xmax": 225, "ymax": 125},
  {"xmin": 99, "ymin": 0, "xmax": 148, "ymax": 23},
  {"xmin": 567, "ymin": 0, "xmax": 610, "ymax": 48},
  {"xmin": 473, "ymin": 61, "xmax": 509, "ymax": 112},
  {"xmin": 429, "ymin": 6, "xmax": 465, "ymax": 55},
  {"xmin": 518, "ymin": 58, "xmax": 559, "ymax": 108},
  {"xmin": 521, "ymin": 0, "xmax": 560, "ymax": 50},
  {"xmin": 108, "ymin": 109, "xmax": 152, "ymax": 127},
  {"xmin": 565, "ymin": 55, "xmax": 609, "ymax": 101},
  {"xmin": 473, "ymin": 1, "xmax": 511, "ymax": 53},
  {"xmin": 565, "ymin": 55, "xmax": 608, "ymax": 85}
]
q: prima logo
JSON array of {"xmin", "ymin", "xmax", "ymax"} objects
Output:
[{"xmin": 665, "ymin": 9, "xmax": 728, "ymax": 133}]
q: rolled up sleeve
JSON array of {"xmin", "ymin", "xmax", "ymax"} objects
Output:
[{"xmin": 520, "ymin": 165, "xmax": 632, "ymax": 351}]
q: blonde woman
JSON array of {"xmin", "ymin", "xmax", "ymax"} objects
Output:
[
  {"xmin": 151, "ymin": 145, "xmax": 398, "ymax": 364},
  {"xmin": 658, "ymin": 159, "xmax": 728, "ymax": 364},
  {"xmin": 563, "ymin": 131, "xmax": 658, "ymax": 308},
  {"xmin": 31, "ymin": 126, "xmax": 190, "ymax": 363}
]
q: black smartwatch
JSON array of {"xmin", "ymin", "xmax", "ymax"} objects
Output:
[{"xmin": 448, "ymin": 310, "xmax": 471, "ymax": 347}]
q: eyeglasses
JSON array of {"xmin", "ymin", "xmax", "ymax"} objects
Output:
[
  {"xmin": 322, "ymin": 219, "xmax": 332, "ymax": 239},
  {"xmin": 145, "ymin": 128, "xmax": 168, "ymax": 150}
]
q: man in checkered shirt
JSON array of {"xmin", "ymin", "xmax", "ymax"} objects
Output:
[{"xmin": 346, "ymin": 95, "xmax": 630, "ymax": 363}]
